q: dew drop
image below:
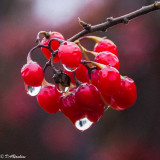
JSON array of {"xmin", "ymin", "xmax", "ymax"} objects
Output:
[
  {"xmin": 75, "ymin": 117, "xmax": 93, "ymax": 131},
  {"xmin": 55, "ymin": 84, "xmax": 69, "ymax": 93},
  {"xmin": 25, "ymin": 85, "xmax": 41, "ymax": 96},
  {"xmin": 63, "ymin": 64, "xmax": 77, "ymax": 72}
]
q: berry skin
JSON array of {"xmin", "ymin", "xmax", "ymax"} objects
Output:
[
  {"xmin": 58, "ymin": 42, "xmax": 82, "ymax": 68},
  {"xmin": 86, "ymin": 105, "xmax": 104, "ymax": 123},
  {"xmin": 98, "ymin": 66, "xmax": 121, "ymax": 96},
  {"xmin": 112, "ymin": 76, "xmax": 137, "ymax": 109},
  {"xmin": 102, "ymin": 76, "xmax": 137, "ymax": 110},
  {"xmin": 37, "ymin": 85, "xmax": 61, "ymax": 113},
  {"xmin": 94, "ymin": 39, "xmax": 118, "ymax": 57},
  {"xmin": 21, "ymin": 62, "xmax": 44, "ymax": 87},
  {"xmin": 91, "ymin": 69, "xmax": 99, "ymax": 88},
  {"xmin": 65, "ymin": 64, "xmax": 89, "ymax": 84},
  {"xmin": 75, "ymin": 83, "xmax": 104, "ymax": 110},
  {"xmin": 102, "ymin": 94, "xmax": 124, "ymax": 111},
  {"xmin": 59, "ymin": 92, "xmax": 85, "ymax": 124},
  {"xmin": 41, "ymin": 32, "xmax": 64, "ymax": 63},
  {"xmin": 95, "ymin": 51, "xmax": 120, "ymax": 70}
]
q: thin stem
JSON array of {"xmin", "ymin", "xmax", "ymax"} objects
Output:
[
  {"xmin": 27, "ymin": 44, "xmax": 49, "ymax": 63},
  {"xmin": 68, "ymin": 2, "xmax": 160, "ymax": 42},
  {"xmin": 36, "ymin": 31, "xmax": 50, "ymax": 43},
  {"xmin": 73, "ymin": 72, "xmax": 82, "ymax": 87}
]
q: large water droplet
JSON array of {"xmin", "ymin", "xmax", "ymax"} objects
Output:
[
  {"xmin": 75, "ymin": 117, "xmax": 93, "ymax": 131},
  {"xmin": 63, "ymin": 64, "xmax": 77, "ymax": 72},
  {"xmin": 25, "ymin": 85, "xmax": 41, "ymax": 96},
  {"xmin": 55, "ymin": 84, "xmax": 69, "ymax": 93}
]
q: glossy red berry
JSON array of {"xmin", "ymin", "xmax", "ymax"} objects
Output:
[
  {"xmin": 59, "ymin": 90, "xmax": 104, "ymax": 131},
  {"xmin": 95, "ymin": 51, "xmax": 120, "ymax": 70},
  {"xmin": 102, "ymin": 76, "xmax": 137, "ymax": 110},
  {"xmin": 98, "ymin": 66, "xmax": 121, "ymax": 96},
  {"xmin": 75, "ymin": 83, "xmax": 104, "ymax": 110},
  {"xmin": 94, "ymin": 39, "xmax": 118, "ymax": 57},
  {"xmin": 37, "ymin": 85, "xmax": 61, "ymax": 113},
  {"xmin": 58, "ymin": 42, "xmax": 82, "ymax": 68},
  {"xmin": 59, "ymin": 92, "xmax": 85, "ymax": 124},
  {"xmin": 112, "ymin": 76, "xmax": 137, "ymax": 109},
  {"xmin": 41, "ymin": 32, "xmax": 64, "ymax": 63},
  {"xmin": 86, "ymin": 105, "xmax": 104, "ymax": 123},
  {"xmin": 21, "ymin": 62, "xmax": 44, "ymax": 87},
  {"xmin": 65, "ymin": 64, "xmax": 89, "ymax": 84},
  {"xmin": 101, "ymin": 94, "xmax": 124, "ymax": 111},
  {"xmin": 91, "ymin": 69, "xmax": 99, "ymax": 88}
]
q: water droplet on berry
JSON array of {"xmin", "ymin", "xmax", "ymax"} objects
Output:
[
  {"xmin": 63, "ymin": 64, "xmax": 77, "ymax": 72},
  {"xmin": 25, "ymin": 85, "xmax": 41, "ymax": 96},
  {"xmin": 55, "ymin": 84, "xmax": 69, "ymax": 93},
  {"xmin": 75, "ymin": 117, "xmax": 93, "ymax": 131}
]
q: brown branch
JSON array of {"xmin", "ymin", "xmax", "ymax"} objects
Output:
[{"xmin": 68, "ymin": 1, "xmax": 160, "ymax": 42}]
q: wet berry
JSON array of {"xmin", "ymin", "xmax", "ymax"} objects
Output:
[
  {"xmin": 91, "ymin": 69, "xmax": 99, "ymax": 88},
  {"xmin": 98, "ymin": 66, "xmax": 121, "ymax": 96},
  {"xmin": 37, "ymin": 85, "xmax": 61, "ymax": 113},
  {"xmin": 95, "ymin": 51, "xmax": 120, "ymax": 70},
  {"xmin": 58, "ymin": 42, "xmax": 82, "ymax": 68},
  {"xmin": 59, "ymin": 92, "xmax": 85, "ymax": 124},
  {"xmin": 112, "ymin": 76, "xmax": 137, "ymax": 109},
  {"xmin": 94, "ymin": 39, "xmax": 118, "ymax": 57},
  {"xmin": 75, "ymin": 83, "xmax": 104, "ymax": 110},
  {"xmin": 21, "ymin": 62, "xmax": 44, "ymax": 87},
  {"xmin": 41, "ymin": 32, "xmax": 64, "ymax": 63}
]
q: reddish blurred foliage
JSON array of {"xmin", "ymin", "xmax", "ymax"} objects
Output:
[
  {"xmin": 40, "ymin": 118, "xmax": 84, "ymax": 155},
  {"xmin": 1, "ymin": 81, "xmax": 37, "ymax": 126}
]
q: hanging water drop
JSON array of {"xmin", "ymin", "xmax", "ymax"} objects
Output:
[
  {"xmin": 25, "ymin": 85, "xmax": 41, "ymax": 96},
  {"xmin": 55, "ymin": 84, "xmax": 69, "ymax": 93},
  {"xmin": 63, "ymin": 64, "xmax": 77, "ymax": 72},
  {"xmin": 75, "ymin": 117, "xmax": 93, "ymax": 131}
]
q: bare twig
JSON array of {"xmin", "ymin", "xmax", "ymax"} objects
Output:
[{"xmin": 68, "ymin": 2, "xmax": 160, "ymax": 42}]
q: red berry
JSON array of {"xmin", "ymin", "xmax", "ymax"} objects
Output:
[
  {"xmin": 91, "ymin": 69, "xmax": 99, "ymax": 88},
  {"xmin": 41, "ymin": 32, "xmax": 64, "ymax": 63},
  {"xmin": 21, "ymin": 62, "xmax": 44, "ymax": 87},
  {"xmin": 37, "ymin": 85, "xmax": 61, "ymax": 113},
  {"xmin": 94, "ymin": 39, "xmax": 118, "ymax": 57},
  {"xmin": 98, "ymin": 66, "xmax": 121, "ymax": 96},
  {"xmin": 59, "ymin": 92, "xmax": 85, "ymax": 124},
  {"xmin": 75, "ymin": 83, "xmax": 104, "ymax": 110},
  {"xmin": 95, "ymin": 51, "xmax": 120, "ymax": 70},
  {"xmin": 102, "ymin": 76, "xmax": 137, "ymax": 110},
  {"xmin": 86, "ymin": 105, "xmax": 104, "ymax": 122},
  {"xmin": 58, "ymin": 42, "xmax": 82, "ymax": 68},
  {"xmin": 75, "ymin": 83, "xmax": 105, "ymax": 123},
  {"xmin": 112, "ymin": 76, "xmax": 137, "ymax": 109},
  {"xmin": 65, "ymin": 64, "xmax": 89, "ymax": 84},
  {"xmin": 102, "ymin": 94, "xmax": 124, "ymax": 111}
]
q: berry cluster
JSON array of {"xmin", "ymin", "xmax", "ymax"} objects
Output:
[{"xmin": 21, "ymin": 31, "xmax": 137, "ymax": 131}]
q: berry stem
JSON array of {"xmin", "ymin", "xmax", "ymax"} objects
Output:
[
  {"xmin": 75, "ymin": 40, "xmax": 90, "ymax": 61},
  {"xmin": 82, "ymin": 60, "xmax": 106, "ymax": 69},
  {"xmin": 72, "ymin": 72, "xmax": 82, "ymax": 87},
  {"xmin": 27, "ymin": 44, "xmax": 50, "ymax": 63},
  {"xmin": 36, "ymin": 31, "xmax": 50, "ymax": 43},
  {"xmin": 68, "ymin": 2, "xmax": 160, "ymax": 42},
  {"xmin": 75, "ymin": 40, "xmax": 97, "ymax": 57}
]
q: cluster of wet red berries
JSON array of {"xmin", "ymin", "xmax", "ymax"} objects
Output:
[{"xmin": 21, "ymin": 31, "xmax": 137, "ymax": 131}]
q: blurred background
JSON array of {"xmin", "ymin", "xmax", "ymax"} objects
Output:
[{"xmin": 0, "ymin": 0, "xmax": 160, "ymax": 159}]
